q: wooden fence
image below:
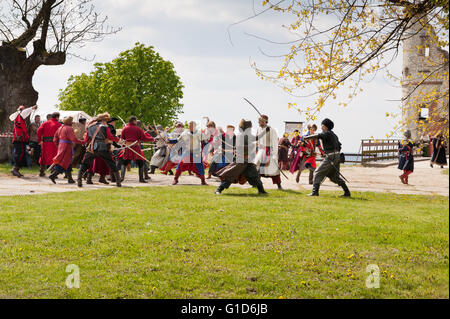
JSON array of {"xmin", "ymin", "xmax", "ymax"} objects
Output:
[{"xmin": 360, "ymin": 139, "xmax": 420, "ymax": 165}]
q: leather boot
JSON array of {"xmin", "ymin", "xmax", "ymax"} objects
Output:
[
  {"xmin": 308, "ymin": 170, "xmax": 314, "ymax": 185},
  {"xmin": 49, "ymin": 170, "xmax": 59, "ymax": 184},
  {"xmin": 150, "ymin": 165, "xmax": 157, "ymax": 175},
  {"xmin": 168, "ymin": 170, "xmax": 174, "ymax": 175},
  {"xmin": 67, "ymin": 171, "xmax": 75, "ymax": 184},
  {"xmin": 39, "ymin": 164, "xmax": 46, "ymax": 177},
  {"xmin": 110, "ymin": 173, "xmax": 116, "ymax": 183},
  {"xmin": 77, "ymin": 170, "xmax": 83, "ymax": 188},
  {"xmin": 11, "ymin": 166, "xmax": 23, "ymax": 178},
  {"xmin": 86, "ymin": 172, "xmax": 94, "ymax": 184},
  {"xmin": 277, "ymin": 183, "xmax": 283, "ymax": 190},
  {"xmin": 114, "ymin": 172, "xmax": 122, "ymax": 187},
  {"xmin": 144, "ymin": 168, "xmax": 151, "ymax": 180},
  {"xmin": 256, "ymin": 181, "xmax": 268, "ymax": 195},
  {"xmin": 340, "ymin": 183, "xmax": 351, "ymax": 197},
  {"xmin": 201, "ymin": 176, "xmax": 208, "ymax": 185},
  {"xmin": 99, "ymin": 175, "xmax": 109, "ymax": 185},
  {"xmin": 120, "ymin": 165, "xmax": 126, "ymax": 182},
  {"xmin": 139, "ymin": 167, "xmax": 148, "ymax": 183},
  {"xmin": 215, "ymin": 185, "xmax": 225, "ymax": 195},
  {"xmin": 308, "ymin": 184, "xmax": 319, "ymax": 196}
]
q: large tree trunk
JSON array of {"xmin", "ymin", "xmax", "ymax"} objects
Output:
[
  {"xmin": 0, "ymin": 41, "xmax": 65, "ymax": 163},
  {"xmin": 0, "ymin": 44, "xmax": 39, "ymax": 162}
]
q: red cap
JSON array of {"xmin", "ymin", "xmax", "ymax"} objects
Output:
[{"xmin": 19, "ymin": 105, "xmax": 25, "ymax": 111}]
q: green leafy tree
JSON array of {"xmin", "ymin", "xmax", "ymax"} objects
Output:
[{"xmin": 59, "ymin": 43, "xmax": 184, "ymax": 127}]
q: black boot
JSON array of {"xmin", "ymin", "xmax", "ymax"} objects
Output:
[
  {"xmin": 114, "ymin": 171, "xmax": 122, "ymax": 187},
  {"xmin": 277, "ymin": 183, "xmax": 283, "ymax": 190},
  {"xmin": 120, "ymin": 165, "xmax": 126, "ymax": 182},
  {"xmin": 168, "ymin": 170, "xmax": 174, "ymax": 176},
  {"xmin": 110, "ymin": 173, "xmax": 116, "ymax": 183},
  {"xmin": 11, "ymin": 166, "xmax": 23, "ymax": 178},
  {"xmin": 86, "ymin": 172, "xmax": 94, "ymax": 185},
  {"xmin": 67, "ymin": 171, "xmax": 75, "ymax": 184},
  {"xmin": 39, "ymin": 164, "xmax": 46, "ymax": 177},
  {"xmin": 49, "ymin": 171, "xmax": 59, "ymax": 184},
  {"xmin": 308, "ymin": 185, "xmax": 319, "ymax": 196},
  {"xmin": 144, "ymin": 168, "xmax": 151, "ymax": 180},
  {"xmin": 215, "ymin": 185, "xmax": 224, "ymax": 195},
  {"xmin": 150, "ymin": 165, "xmax": 157, "ymax": 175},
  {"xmin": 257, "ymin": 182, "xmax": 268, "ymax": 195},
  {"xmin": 77, "ymin": 170, "xmax": 84, "ymax": 188},
  {"xmin": 139, "ymin": 167, "xmax": 148, "ymax": 183},
  {"xmin": 99, "ymin": 175, "xmax": 109, "ymax": 185},
  {"xmin": 340, "ymin": 183, "xmax": 351, "ymax": 197}
]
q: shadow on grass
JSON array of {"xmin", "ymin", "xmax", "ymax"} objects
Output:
[{"xmin": 221, "ymin": 193, "xmax": 269, "ymax": 198}]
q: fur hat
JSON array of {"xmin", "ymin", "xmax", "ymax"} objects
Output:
[
  {"xmin": 321, "ymin": 118, "xmax": 334, "ymax": 130},
  {"xmin": 239, "ymin": 119, "xmax": 252, "ymax": 131}
]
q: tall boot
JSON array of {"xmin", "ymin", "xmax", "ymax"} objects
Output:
[
  {"xmin": 256, "ymin": 181, "xmax": 268, "ymax": 195},
  {"xmin": 49, "ymin": 170, "xmax": 59, "ymax": 184},
  {"xmin": 308, "ymin": 169, "xmax": 314, "ymax": 185},
  {"xmin": 99, "ymin": 175, "xmax": 109, "ymax": 185},
  {"xmin": 150, "ymin": 165, "xmax": 157, "ymax": 174},
  {"xmin": 215, "ymin": 184, "xmax": 225, "ymax": 195},
  {"xmin": 308, "ymin": 184, "xmax": 319, "ymax": 196},
  {"xmin": 110, "ymin": 173, "xmax": 116, "ymax": 183},
  {"xmin": 11, "ymin": 166, "xmax": 23, "ymax": 178},
  {"xmin": 339, "ymin": 183, "xmax": 351, "ymax": 197},
  {"xmin": 113, "ymin": 171, "xmax": 122, "ymax": 187},
  {"xmin": 86, "ymin": 172, "xmax": 94, "ymax": 184},
  {"xmin": 172, "ymin": 171, "xmax": 180, "ymax": 185},
  {"xmin": 144, "ymin": 167, "xmax": 151, "ymax": 180},
  {"xmin": 200, "ymin": 176, "xmax": 208, "ymax": 185},
  {"xmin": 139, "ymin": 166, "xmax": 148, "ymax": 183},
  {"xmin": 67, "ymin": 171, "xmax": 75, "ymax": 184},
  {"xmin": 77, "ymin": 170, "xmax": 84, "ymax": 188},
  {"xmin": 39, "ymin": 164, "xmax": 46, "ymax": 177},
  {"xmin": 120, "ymin": 165, "xmax": 126, "ymax": 182}
]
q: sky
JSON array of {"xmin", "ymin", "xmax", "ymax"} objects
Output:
[{"xmin": 32, "ymin": 0, "xmax": 405, "ymax": 152}]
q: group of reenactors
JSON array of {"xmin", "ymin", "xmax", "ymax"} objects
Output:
[{"xmin": 9, "ymin": 104, "xmax": 353, "ymax": 197}]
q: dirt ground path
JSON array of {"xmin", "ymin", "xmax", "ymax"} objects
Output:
[{"xmin": 0, "ymin": 160, "xmax": 448, "ymax": 197}]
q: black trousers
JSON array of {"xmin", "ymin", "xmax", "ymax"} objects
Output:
[
  {"xmin": 80, "ymin": 151, "xmax": 118, "ymax": 173},
  {"xmin": 120, "ymin": 159, "xmax": 144, "ymax": 168},
  {"xmin": 12, "ymin": 142, "xmax": 27, "ymax": 168},
  {"xmin": 220, "ymin": 163, "xmax": 261, "ymax": 189}
]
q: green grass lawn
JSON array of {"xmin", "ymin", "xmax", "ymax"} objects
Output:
[{"xmin": 0, "ymin": 187, "xmax": 448, "ymax": 299}]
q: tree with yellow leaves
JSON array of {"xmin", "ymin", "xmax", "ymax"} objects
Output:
[{"xmin": 238, "ymin": 0, "xmax": 449, "ymax": 139}]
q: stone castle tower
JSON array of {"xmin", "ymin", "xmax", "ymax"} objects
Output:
[{"xmin": 402, "ymin": 19, "xmax": 449, "ymax": 140}]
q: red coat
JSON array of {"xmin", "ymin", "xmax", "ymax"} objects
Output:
[
  {"xmin": 37, "ymin": 118, "xmax": 62, "ymax": 165},
  {"xmin": 120, "ymin": 123, "xmax": 154, "ymax": 161},
  {"xmin": 53, "ymin": 125, "xmax": 84, "ymax": 170},
  {"xmin": 12, "ymin": 115, "xmax": 29, "ymax": 143}
]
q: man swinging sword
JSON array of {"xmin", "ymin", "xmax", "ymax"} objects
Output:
[
  {"xmin": 303, "ymin": 118, "xmax": 351, "ymax": 197},
  {"xmin": 254, "ymin": 115, "xmax": 283, "ymax": 190}
]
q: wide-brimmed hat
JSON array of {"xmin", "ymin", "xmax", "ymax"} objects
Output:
[
  {"xmin": 97, "ymin": 112, "xmax": 111, "ymax": 122},
  {"xmin": 63, "ymin": 116, "xmax": 74, "ymax": 125}
]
